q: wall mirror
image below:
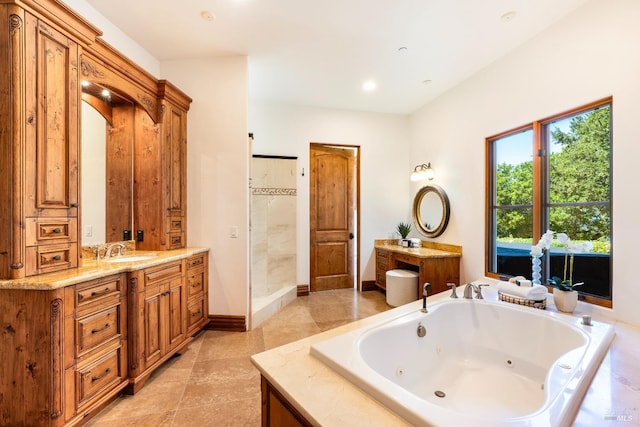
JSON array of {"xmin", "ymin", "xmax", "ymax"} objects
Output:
[
  {"xmin": 413, "ymin": 184, "xmax": 450, "ymax": 237},
  {"xmin": 81, "ymin": 82, "xmax": 134, "ymax": 245}
]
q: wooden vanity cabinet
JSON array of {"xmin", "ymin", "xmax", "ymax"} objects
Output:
[
  {"xmin": 0, "ymin": 273, "xmax": 128, "ymax": 426},
  {"xmin": 0, "ymin": 1, "xmax": 100, "ymax": 280},
  {"xmin": 375, "ymin": 246, "xmax": 461, "ymax": 297},
  {"xmin": 126, "ymin": 260, "xmax": 189, "ymax": 393}
]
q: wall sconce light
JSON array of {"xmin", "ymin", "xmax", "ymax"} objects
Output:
[{"xmin": 410, "ymin": 163, "xmax": 435, "ymax": 181}]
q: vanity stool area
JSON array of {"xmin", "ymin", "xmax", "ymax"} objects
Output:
[
  {"xmin": 375, "ymin": 240, "xmax": 461, "ymax": 298},
  {"xmin": 0, "ymin": 249, "xmax": 209, "ymax": 426}
]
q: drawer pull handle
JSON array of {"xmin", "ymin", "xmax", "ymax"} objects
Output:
[
  {"xmin": 91, "ymin": 368, "xmax": 111, "ymax": 382},
  {"xmin": 191, "ymin": 310, "xmax": 201, "ymax": 317},
  {"xmin": 52, "ymin": 255, "xmax": 62, "ymax": 261},
  {"xmin": 190, "ymin": 282, "xmax": 201, "ymax": 287},
  {"xmin": 91, "ymin": 288, "xmax": 111, "ymax": 297},
  {"xmin": 91, "ymin": 323, "xmax": 111, "ymax": 334},
  {"xmin": 52, "ymin": 228, "xmax": 62, "ymax": 233}
]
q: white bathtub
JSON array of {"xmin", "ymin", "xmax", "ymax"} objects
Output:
[{"xmin": 310, "ymin": 294, "xmax": 614, "ymax": 426}]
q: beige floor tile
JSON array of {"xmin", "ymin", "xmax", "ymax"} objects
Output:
[
  {"xmin": 197, "ymin": 329, "xmax": 265, "ymax": 361},
  {"xmin": 88, "ymin": 289, "xmax": 388, "ymax": 426},
  {"xmin": 171, "ymin": 395, "xmax": 261, "ymax": 427}
]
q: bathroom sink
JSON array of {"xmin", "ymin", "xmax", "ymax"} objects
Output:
[{"xmin": 105, "ymin": 254, "xmax": 158, "ymax": 263}]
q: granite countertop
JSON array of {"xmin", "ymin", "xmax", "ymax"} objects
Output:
[
  {"xmin": 251, "ymin": 281, "xmax": 640, "ymax": 426},
  {"xmin": 0, "ymin": 247, "xmax": 209, "ymax": 290},
  {"xmin": 375, "ymin": 239, "xmax": 462, "ymax": 259}
]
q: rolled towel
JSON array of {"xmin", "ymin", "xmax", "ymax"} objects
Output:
[{"xmin": 497, "ymin": 282, "xmax": 548, "ymax": 300}]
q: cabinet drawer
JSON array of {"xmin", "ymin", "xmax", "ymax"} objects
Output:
[
  {"xmin": 76, "ymin": 347, "xmax": 124, "ymax": 407},
  {"xmin": 75, "ymin": 276, "xmax": 122, "ymax": 309},
  {"xmin": 186, "ymin": 270, "xmax": 204, "ymax": 299},
  {"xmin": 187, "ymin": 253, "xmax": 206, "ymax": 270},
  {"xmin": 168, "ymin": 217, "xmax": 184, "ymax": 233},
  {"xmin": 144, "ymin": 261, "xmax": 183, "ymax": 285},
  {"xmin": 376, "ymin": 270, "xmax": 387, "ymax": 286},
  {"xmin": 25, "ymin": 243, "xmax": 78, "ymax": 276},
  {"xmin": 26, "ymin": 217, "xmax": 78, "ymax": 246},
  {"xmin": 376, "ymin": 249, "xmax": 389, "ymax": 265},
  {"xmin": 392, "ymin": 252, "xmax": 420, "ymax": 266},
  {"xmin": 187, "ymin": 298, "xmax": 205, "ymax": 332},
  {"xmin": 167, "ymin": 233, "xmax": 184, "ymax": 249},
  {"xmin": 76, "ymin": 305, "xmax": 121, "ymax": 357}
]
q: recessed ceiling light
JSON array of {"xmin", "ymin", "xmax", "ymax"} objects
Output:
[
  {"xmin": 101, "ymin": 88, "xmax": 111, "ymax": 98},
  {"xmin": 362, "ymin": 80, "xmax": 377, "ymax": 92},
  {"xmin": 200, "ymin": 10, "xmax": 216, "ymax": 22},
  {"xmin": 398, "ymin": 47, "xmax": 408, "ymax": 54},
  {"xmin": 81, "ymin": 80, "xmax": 90, "ymax": 87},
  {"xmin": 501, "ymin": 11, "xmax": 516, "ymax": 22}
]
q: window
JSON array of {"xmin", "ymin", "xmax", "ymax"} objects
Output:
[{"xmin": 486, "ymin": 98, "xmax": 612, "ymax": 307}]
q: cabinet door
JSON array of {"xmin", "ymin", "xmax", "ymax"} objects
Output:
[
  {"xmin": 167, "ymin": 277, "xmax": 185, "ymax": 351},
  {"xmin": 143, "ymin": 284, "xmax": 164, "ymax": 367},
  {"xmin": 164, "ymin": 105, "xmax": 186, "ymax": 217},
  {"xmin": 25, "ymin": 16, "xmax": 79, "ymax": 217}
]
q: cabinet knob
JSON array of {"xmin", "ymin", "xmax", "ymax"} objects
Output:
[{"xmin": 70, "ymin": 203, "xmax": 79, "ymax": 208}]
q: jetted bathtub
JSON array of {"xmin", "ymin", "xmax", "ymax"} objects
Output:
[{"xmin": 310, "ymin": 293, "xmax": 614, "ymax": 427}]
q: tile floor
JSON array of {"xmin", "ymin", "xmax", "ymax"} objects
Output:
[{"xmin": 87, "ymin": 289, "xmax": 391, "ymax": 426}]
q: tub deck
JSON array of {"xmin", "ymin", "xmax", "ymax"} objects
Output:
[{"xmin": 251, "ymin": 281, "xmax": 639, "ymax": 426}]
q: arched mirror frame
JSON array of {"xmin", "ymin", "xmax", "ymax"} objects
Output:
[{"xmin": 412, "ymin": 184, "xmax": 450, "ymax": 238}]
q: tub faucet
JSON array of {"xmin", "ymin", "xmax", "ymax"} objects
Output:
[
  {"xmin": 421, "ymin": 283, "xmax": 432, "ymax": 313},
  {"xmin": 104, "ymin": 243, "xmax": 126, "ymax": 258},
  {"xmin": 463, "ymin": 283, "xmax": 489, "ymax": 299},
  {"xmin": 463, "ymin": 283, "xmax": 478, "ymax": 299}
]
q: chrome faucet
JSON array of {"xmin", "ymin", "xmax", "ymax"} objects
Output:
[
  {"xmin": 104, "ymin": 243, "xmax": 126, "ymax": 258},
  {"xmin": 463, "ymin": 283, "xmax": 489, "ymax": 299},
  {"xmin": 463, "ymin": 283, "xmax": 477, "ymax": 299},
  {"xmin": 421, "ymin": 283, "xmax": 432, "ymax": 313}
]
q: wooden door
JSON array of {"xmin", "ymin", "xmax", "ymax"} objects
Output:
[{"xmin": 310, "ymin": 144, "xmax": 359, "ymax": 291}]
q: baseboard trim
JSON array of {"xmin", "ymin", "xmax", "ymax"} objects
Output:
[
  {"xmin": 206, "ymin": 315, "xmax": 246, "ymax": 332},
  {"xmin": 361, "ymin": 280, "xmax": 379, "ymax": 292},
  {"xmin": 297, "ymin": 284, "xmax": 309, "ymax": 296}
]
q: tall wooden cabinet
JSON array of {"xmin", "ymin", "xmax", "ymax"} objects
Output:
[
  {"xmin": 134, "ymin": 81, "xmax": 191, "ymax": 251},
  {"xmin": 0, "ymin": 1, "xmax": 100, "ymax": 279}
]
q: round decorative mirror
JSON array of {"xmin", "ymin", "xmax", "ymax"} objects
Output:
[{"xmin": 413, "ymin": 184, "xmax": 450, "ymax": 237}]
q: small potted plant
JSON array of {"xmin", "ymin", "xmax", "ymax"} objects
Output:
[
  {"xmin": 396, "ymin": 222, "xmax": 412, "ymax": 247},
  {"xmin": 548, "ymin": 232, "xmax": 592, "ymax": 313}
]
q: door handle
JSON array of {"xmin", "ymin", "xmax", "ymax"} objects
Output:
[{"xmin": 349, "ymin": 233, "xmax": 354, "ymax": 240}]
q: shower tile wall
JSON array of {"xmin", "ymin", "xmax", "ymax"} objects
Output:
[{"xmin": 251, "ymin": 157, "xmax": 297, "ymax": 299}]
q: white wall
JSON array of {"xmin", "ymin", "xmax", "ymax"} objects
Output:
[
  {"xmin": 409, "ymin": 0, "xmax": 640, "ymax": 326},
  {"xmin": 249, "ymin": 101, "xmax": 411, "ymax": 285},
  {"xmin": 161, "ymin": 57, "xmax": 250, "ymax": 319}
]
